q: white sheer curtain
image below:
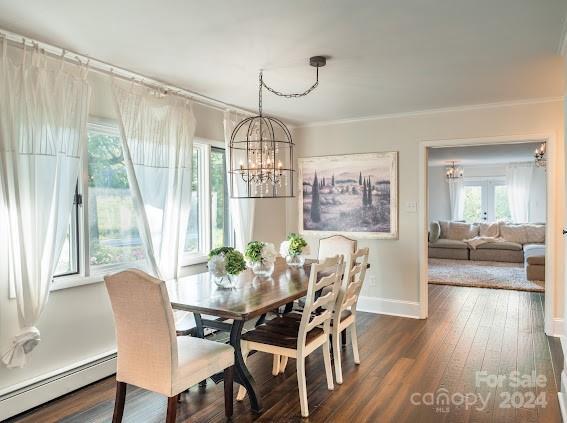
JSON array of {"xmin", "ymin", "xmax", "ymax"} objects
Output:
[
  {"xmin": 447, "ymin": 178, "xmax": 465, "ymax": 221},
  {"xmin": 112, "ymin": 82, "xmax": 195, "ymax": 280},
  {"xmin": 224, "ymin": 110, "xmax": 256, "ymax": 251},
  {"xmin": 506, "ymin": 162, "xmax": 534, "ymax": 223},
  {"xmin": 0, "ymin": 40, "xmax": 91, "ymax": 368}
]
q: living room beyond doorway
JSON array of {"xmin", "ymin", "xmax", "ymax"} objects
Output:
[{"xmin": 427, "ymin": 142, "xmax": 547, "ymax": 293}]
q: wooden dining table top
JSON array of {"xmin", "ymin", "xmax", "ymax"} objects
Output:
[{"xmin": 167, "ymin": 258, "xmax": 313, "ymax": 321}]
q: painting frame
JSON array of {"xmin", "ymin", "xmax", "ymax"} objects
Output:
[{"xmin": 298, "ymin": 151, "xmax": 399, "ymax": 240}]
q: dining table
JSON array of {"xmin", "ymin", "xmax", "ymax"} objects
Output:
[
  {"xmin": 166, "ymin": 258, "xmax": 312, "ymax": 412},
  {"xmin": 166, "ymin": 257, "xmax": 369, "ymax": 413}
]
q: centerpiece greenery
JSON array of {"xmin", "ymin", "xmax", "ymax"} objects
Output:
[
  {"xmin": 208, "ymin": 247, "xmax": 246, "ymax": 287},
  {"xmin": 245, "ymin": 241, "xmax": 277, "ymax": 277},
  {"xmin": 280, "ymin": 233, "xmax": 309, "ymax": 267}
]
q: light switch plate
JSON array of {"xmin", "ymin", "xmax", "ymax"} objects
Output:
[{"xmin": 406, "ymin": 201, "xmax": 417, "ymax": 213}]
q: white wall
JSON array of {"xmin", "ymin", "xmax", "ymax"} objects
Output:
[
  {"xmin": 0, "ymin": 66, "xmax": 286, "ymax": 414},
  {"xmin": 291, "ymin": 99, "xmax": 564, "ymax": 318},
  {"xmin": 428, "ymin": 163, "xmax": 547, "ymax": 223}
]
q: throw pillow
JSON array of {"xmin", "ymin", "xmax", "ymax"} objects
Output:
[
  {"xmin": 439, "ymin": 221, "xmax": 450, "ymax": 239},
  {"xmin": 500, "ymin": 224, "xmax": 527, "ymax": 244},
  {"xmin": 480, "ymin": 222, "xmax": 499, "ymax": 238},
  {"xmin": 524, "ymin": 224, "xmax": 545, "ymax": 244},
  {"xmin": 447, "ymin": 222, "xmax": 479, "ymax": 240},
  {"xmin": 429, "ymin": 221, "xmax": 441, "ymax": 242}
]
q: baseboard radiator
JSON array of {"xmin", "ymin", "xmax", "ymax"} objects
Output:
[{"xmin": 0, "ymin": 352, "xmax": 116, "ymax": 421}]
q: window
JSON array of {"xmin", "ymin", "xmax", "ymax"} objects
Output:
[
  {"xmin": 52, "ymin": 123, "xmax": 230, "ymax": 286},
  {"xmin": 54, "ymin": 185, "xmax": 80, "ymax": 277},
  {"xmin": 87, "ymin": 127, "xmax": 145, "ymax": 271},
  {"xmin": 462, "ymin": 178, "xmax": 511, "ymax": 223},
  {"xmin": 183, "ymin": 142, "xmax": 231, "ymax": 263}
]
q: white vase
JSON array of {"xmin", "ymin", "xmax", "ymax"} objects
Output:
[
  {"xmin": 286, "ymin": 254, "xmax": 305, "ymax": 267},
  {"xmin": 251, "ymin": 261, "xmax": 274, "ymax": 277}
]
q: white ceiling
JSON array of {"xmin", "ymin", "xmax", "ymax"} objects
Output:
[
  {"xmin": 428, "ymin": 142, "xmax": 543, "ymax": 166},
  {"xmin": 0, "ymin": 1, "xmax": 565, "ymax": 124}
]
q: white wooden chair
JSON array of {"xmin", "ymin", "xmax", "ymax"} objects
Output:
[
  {"xmin": 104, "ymin": 269, "xmax": 235, "ymax": 423},
  {"xmin": 331, "ymin": 247, "xmax": 369, "ymax": 384},
  {"xmin": 236, "ymin": 255, "xmax": 345, "ymax": 417},
  {"xmin": 275, "ymin": 234, "xmax": 358, "ymax": 374}
]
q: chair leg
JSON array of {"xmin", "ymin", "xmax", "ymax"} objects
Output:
[
  {"xmin": 332, "ymin": 330, "xmax": 343, "ymax": 384},
  {"xmin": 224, "ymin": 366, "xmax": 234, "ymax": 418},
  {"xmin": 236, "ymin": 343, "xmax": 250, "ymax": 401},
  {"xmin": 112, "ymin": 381, "xmax": 127, "ymax": 423},
  {"xmin": 341, "ymin": 328, "xmax": 347, "ymax": 346},
  {"xmin": 279, "ymin": 356, "xmax": 288, "ymax": 374},
  {"xmin": 166, "ymin": 395, "xmax": 178, "ymax": 423},
  {"xmin": 297, "ymin": 356, "xmax": 309, "ymax": 417},
  {"xmin": 351, "ymin": 324, "xmax": 360, "ymax": 364},
  {"xmin": 323, "ymin": 337, "xmax": 335, "ymax": 390},
  {"xmin": 272, "ymin": 354, "xmax": 281, "ymax": 376}
]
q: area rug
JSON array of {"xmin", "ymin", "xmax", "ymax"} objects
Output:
[{"xmin": 428, "ymin": 258, "xmax": 544, "ymax": 292}]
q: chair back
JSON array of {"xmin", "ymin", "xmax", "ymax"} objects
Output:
[
  {"xmin": 104, "ymin": 269, "xmax": 177, "ymax": 395},
  {"xmin": 318, "ymin": 235, "xmax": 357, "ymax": 263},
  {"xmin": 335, "ymin": 248, "xmax": 369, "ymax": 316},
  {"xmin": 298, "ymin": 255, "xmax": 345, "ymax": 351}
]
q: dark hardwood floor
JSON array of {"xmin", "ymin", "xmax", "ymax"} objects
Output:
[{"xmin": 9, "ymin": 285, "xmax": 563, "ymax": 422}]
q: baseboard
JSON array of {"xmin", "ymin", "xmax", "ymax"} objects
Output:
[
  {"xmin": 552, "ymin": 318, "xmax": 565, "ymax": 337},
  {"xmin": 357, "ymin": 296, "xmax": 421, "ymax": 319},
  {"xmin": 0, "ymin": 352, "xmax": 116, "ymax": 421}
]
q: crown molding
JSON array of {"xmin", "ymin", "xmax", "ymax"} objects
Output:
[{"xmin": 297, "ymin": 96, "xmax": 563, "ymax": 129}]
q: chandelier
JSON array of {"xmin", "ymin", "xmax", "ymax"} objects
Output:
[
  {"xmin": 445, "ymin": 161, "xmax": 464, "ymax": 180},
  {"xmin": 229, "ymin": 56, "xmax": 327, "ymax": 198},
  {"xmin": 534, "ymin": 142, "xmax": 546, "ymax": 168}
]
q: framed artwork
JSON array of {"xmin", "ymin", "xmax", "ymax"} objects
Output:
[{"xmin": 298, "ymin": 152, "xmax": 398, "ymax": 239}]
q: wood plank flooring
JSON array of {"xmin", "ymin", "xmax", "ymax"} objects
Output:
[{"xmin": 8, "ymin": 285, "xmax": 563, "ymax": 422}]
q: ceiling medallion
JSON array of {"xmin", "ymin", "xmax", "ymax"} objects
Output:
[{"xmin": 229, "ymin": 56, "xmax": 327, "ymax": 198}]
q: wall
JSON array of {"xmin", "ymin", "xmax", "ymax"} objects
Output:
[
  {"xmin": 291, "ymin": 99, "xmax": 564, "ymax": 318},
  {"xmin": 0, "ymin": 65, "xmax": 285, "ymax": 416},
  {"xmin": 428, "ymin": 163, "xmax": 547, "ymax": 223}
]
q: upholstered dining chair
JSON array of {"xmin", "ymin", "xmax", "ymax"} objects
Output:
[
  {"xmin": 236, "ymin": 255, "xmax": 345, "ymax": 417},
  {"xmin": 331, "ymin": 247, "xmax": 369, "ymax": 384},
  {"xmin": 317, "ymin": 234, "xmax": 358, "ymax": 261},
  {"xmin": 104, "ymin": 270, "xmax": 235, "ymax": 423}
]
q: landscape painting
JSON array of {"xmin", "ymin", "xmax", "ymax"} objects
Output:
[{"xmin": 298, "ymin": 152, "xmax": 398, "ymax": 239}]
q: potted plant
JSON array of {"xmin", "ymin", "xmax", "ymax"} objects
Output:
[
  {"xmin": 245, "ymin": 241, "xmax": 277, "ymax": 277},
  {"xmin": 280, "ymin": 233, "xmax": 310, "ymax": 267},
  {"xmin": 207, "ymin": 246, "xmax": 246, "ymax": 288}
]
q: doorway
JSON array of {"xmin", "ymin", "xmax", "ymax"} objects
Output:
[{"xmin": 418, "ymin": 134, "xmax": 559, "ymax": 336}]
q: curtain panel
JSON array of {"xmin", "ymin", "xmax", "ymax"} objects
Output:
[
  {"xmin": 447, "ymin": 178, "xmax": 465, "ymax": 221},
  {"xmin": 506, "ymin": 162, "xmax": 534, "ymax": 223},
  {"xmin": 112, "ymin": 81, "xmax": 196, "ymax": 280},
  {"xmin": 0, "ymin": 40, "xmax": 91, "ymax": 368},
  {"xmin": 224, "ymin": 110, "xmax": 256, "ymax": 251}
]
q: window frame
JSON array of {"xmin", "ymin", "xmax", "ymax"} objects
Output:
[{"xmin": 181, "ymin": 137, "xmax": 232, "ymax": 267}]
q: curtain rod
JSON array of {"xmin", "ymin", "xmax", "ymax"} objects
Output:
[{"xmin": 0, "ymin": 28, "xmax": 255, "ymax": 117}]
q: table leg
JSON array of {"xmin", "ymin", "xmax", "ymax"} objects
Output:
[
  {"xmin": 255, "ymin": 314, "xmax": 266, "ymax": 327},
  {"xmin": 230, "ymin": 319, "xmax": 262, "ymax": 413},
  {"xmin": 283, "ymin": 301, "xmax": 294, "ymax": 314},
  {"xmin": 194, "ymin": 313, "xmax": 207, "ymax": 388}
]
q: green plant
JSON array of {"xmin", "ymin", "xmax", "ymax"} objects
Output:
[
  {"xmin": 245, "ymin": 241, "xmax": 264, "ymax": 263},
  {"xmin": 288, "ymin": 233, "xmax": 307, "ymax": 256},
  {"xmin": 209, "ymin": 246, "xmax": 246, "ymax": 275}
]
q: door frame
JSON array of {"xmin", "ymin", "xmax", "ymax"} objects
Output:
[{"xmin": 418, "ymin": 133, "xmax": 560, "ymax": 335}]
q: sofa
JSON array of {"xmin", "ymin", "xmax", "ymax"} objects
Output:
[{"xmin": 428, "ymin": 221, "xmax": 546, "ymax": 280}]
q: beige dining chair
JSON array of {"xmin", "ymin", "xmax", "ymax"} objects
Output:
[
  {"xmin": 331, "ymin": 247, "xmax": 369, "ymax": 384},
  {"xmin": 317, "ymin": 234, "xmax": 358, "ymax": 261},
  {"xmin": 104, "ymin": 269, "xmax": 235, "ymax": 423},
  {"xmin": 236, "ymin": 255, "xmax": 345, "ymax": 418}
]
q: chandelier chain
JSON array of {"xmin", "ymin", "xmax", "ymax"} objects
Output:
[{"xmin": 258, "ymin": 67, "xmax": 319, "ymax": 115}]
